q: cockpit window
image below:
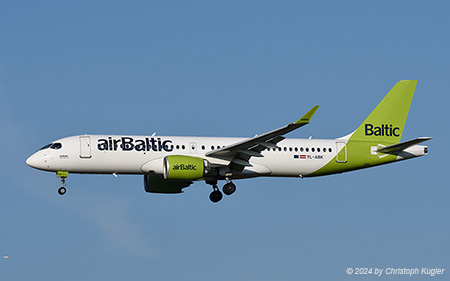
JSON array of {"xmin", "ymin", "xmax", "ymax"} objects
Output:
[
  {"xmin": 39, "ymin": 143, "xmax": 62, "ymax": 151},
  {"xmin": 39, "ymin": 143, "xmax": 53, "ymax": 151},
  {"xmin": 50, "ymin": 143, "xmax": 62, "ymax": 150}
]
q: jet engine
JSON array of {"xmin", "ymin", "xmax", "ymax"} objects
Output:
[{"xmin": 163, "ymin": 155, "xmax": 211, "ymax": 180}]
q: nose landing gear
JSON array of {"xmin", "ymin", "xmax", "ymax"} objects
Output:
[{"xmin": 57, "ymin": 171, "xmax": 69, "ymax": 195}]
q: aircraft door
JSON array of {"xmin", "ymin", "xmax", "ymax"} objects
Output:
[
  {"xmin": 336, "ymin": 142, "xmax": 347, "ymax": 163},
  {"xmin": 190, "ymin": 142, "xmax": 197, "ymax": 154},
  {"xmin": 80, "ymin": 136, "xmax": 92, "ymax": 158}
]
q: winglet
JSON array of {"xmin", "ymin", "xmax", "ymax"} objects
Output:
[{"xmin": 294, "ymin": 105, "xmax": 319, "ymax": 125}]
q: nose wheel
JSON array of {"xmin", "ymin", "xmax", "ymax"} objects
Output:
[{"xmin": 58, "ymin": 186, "xmax": 67, "ymax": 195}]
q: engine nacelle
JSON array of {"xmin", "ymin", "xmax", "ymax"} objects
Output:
[
  {"xmin": 144, "ymin": 174, "xmax": 191, "ymax": 194},
  {"xmin": 163, "ymin": 155, "xmax": 211, "ymax": 180}
]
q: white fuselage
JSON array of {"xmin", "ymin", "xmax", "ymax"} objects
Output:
[{"xmin": 26, "ymin": 135, "xmax": 339, "ymax": 178}]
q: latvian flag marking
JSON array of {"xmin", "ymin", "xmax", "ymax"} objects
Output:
[{"xmin": 294, "ymin": 155, "xmax": 306, "ymax": 159}]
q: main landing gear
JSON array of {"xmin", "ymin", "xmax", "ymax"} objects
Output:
[
  {"xmin": 57, "ymin": 171, "xmax": 69, "ymax": 195},
  {"xmin": 223, "ymin": 182, "xmax": 236, "ymax": 195},
  {"xmin": 208, "ymin": 179, "xmax": 236, "ymax": 203},
  {"xmin": 209, "ymin": 185, "xmax": 223, "ymax": 203}
]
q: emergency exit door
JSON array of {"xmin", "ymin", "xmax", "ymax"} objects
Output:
[
  {"xmin": 336, "ymin": 142, "xmax": 347, "ymax": 163},
  {"xmin": 80, "ymin": 136, "xmax": 92, "ymax": 158}
]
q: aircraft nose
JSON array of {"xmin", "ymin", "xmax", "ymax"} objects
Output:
[
  {"xmin": 26, "ymin": 154, "xmax": 38, "ymax": 168},
  {"xmin": 26, "ymin": 153, "xmax": 46, "ymax": 170}
]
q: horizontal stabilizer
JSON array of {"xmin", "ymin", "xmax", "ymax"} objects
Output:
[{"xmin": 377, "ymin": 137, "xmax": 432, "ymax": 154}]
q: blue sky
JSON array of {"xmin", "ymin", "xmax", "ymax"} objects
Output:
[{"xmin": 1, "ymin": 1, "xmax": 449, "ymax": 280}]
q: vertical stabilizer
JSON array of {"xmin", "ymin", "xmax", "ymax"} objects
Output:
[{"xmin": 349, "ymin": 80, "xmax": 417, "ymax": 144}]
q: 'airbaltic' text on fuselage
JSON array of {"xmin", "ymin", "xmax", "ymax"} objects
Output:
[
  {"xmin": 365, "ymin": 124, "xmax": 400, "ymax": 137},
  {"xmin": 98, "ymin": 137, "xmax": 173, "ymax": 152}
]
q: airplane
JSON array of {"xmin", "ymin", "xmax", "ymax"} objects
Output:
[{"xmin": 26, "ymin": 80, "xmax": 431, "ymax": 203}]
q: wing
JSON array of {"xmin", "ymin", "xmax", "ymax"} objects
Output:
[{"xmin": 206, "ymin": 105, "xmax": 319, "ymax": 171}]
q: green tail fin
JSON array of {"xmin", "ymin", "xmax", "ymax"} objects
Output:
[{"xmin": 350, "ymin": 80, "xmax": 417, "ymax": 143}]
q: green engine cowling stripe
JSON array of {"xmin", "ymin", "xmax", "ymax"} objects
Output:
[{"xmin": 164, "ymin": 155, "xmax": 206, "ymax": 180}]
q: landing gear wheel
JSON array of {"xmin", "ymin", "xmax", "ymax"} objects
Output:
[
  {"xmin": 58, "ymin": 186, "xmax": 67, "ymax": 195},
  {"xmin": 223, "ymin": 182, "xmax": 236, "ymax": 195},
  {"xmin": 209, "ymin": 190, "xmax": 223, "ymax": 203}
]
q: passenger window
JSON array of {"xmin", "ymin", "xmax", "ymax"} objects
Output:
[
  {"xmin": 306, "ymin": 148, "xmax": 309, "ymax": 152},
  {"xmin": 311, "ymin": 148, "xmax": 315, "ymax": 152},
  {"xmin": 328, "ymin": 148, "xmax": 332, "ymax": 153},
  {"xmin": 317, "ymin": 148, "xmax": 321, "ymax": 152},
  {"xmin": 300, "ymin": 147, "xmax": 304, "ymax": 152}
]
